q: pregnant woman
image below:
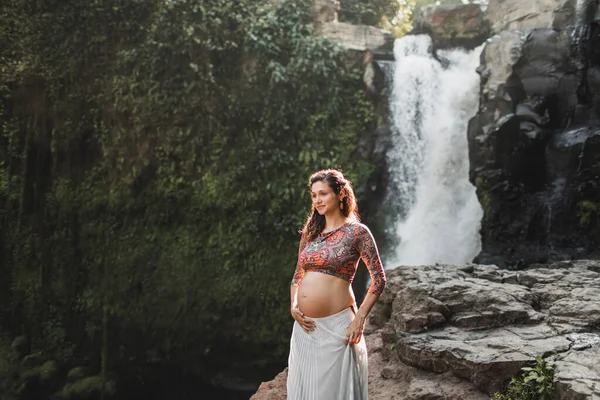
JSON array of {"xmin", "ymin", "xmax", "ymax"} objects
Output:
[{"xmin": 287, "ymin": 169, "xmax": 387, "ymax": 400}]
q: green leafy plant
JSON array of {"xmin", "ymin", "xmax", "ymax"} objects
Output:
[
  {"xmin": 492, "ymin": 356, "xmax": 556, "ymax": 400},
  {"xmin": 577, "ymin": 200, "xmax": 598, "ymax": 229}
]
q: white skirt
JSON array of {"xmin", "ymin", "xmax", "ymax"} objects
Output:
[{"xmin": 286, "ymin": 306, "xmax": 368, "ymax": 400}]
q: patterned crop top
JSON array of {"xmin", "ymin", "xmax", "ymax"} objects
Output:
[{"xmin": 290, "ymin": 221, "xmax": 387, "ymax": 296}]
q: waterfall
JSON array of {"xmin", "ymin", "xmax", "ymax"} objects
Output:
[{"xmin": 385, "ymin": 35, "xmax": 484, "ymax": 267}]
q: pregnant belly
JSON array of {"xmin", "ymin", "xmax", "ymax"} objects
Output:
[{"xmin": 297, "ymin": 271, "xmax": 355, "ymax": 318}]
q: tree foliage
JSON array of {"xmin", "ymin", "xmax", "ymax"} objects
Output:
[
  {"xmin": 0, "ymin": 0, "xmax": 377, "ymax": 385},
  {"xmin": 339, "ymin": 0, "xmax": 404, "ymax": 27}
]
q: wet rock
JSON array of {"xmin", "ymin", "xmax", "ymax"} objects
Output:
[
  {"xmin": 471, "ymin": 5, "xmax": 600, "ymax": 265},
  {"xmin": 513, "ymin": 29, "xmax": 569, "ymax": 97}
]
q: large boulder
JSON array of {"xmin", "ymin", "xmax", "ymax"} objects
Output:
[
  {"xmin": 480, "ymin": 28, "xmax": 570, "ymax": 105},
  {"xmin": 413, "ymin": 3, "xmax": 490, "ymax": 49}
]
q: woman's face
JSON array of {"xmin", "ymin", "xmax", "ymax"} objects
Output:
[{"xmin": 311, "ymin": 180, "xmax": 341, "ymax": 216}]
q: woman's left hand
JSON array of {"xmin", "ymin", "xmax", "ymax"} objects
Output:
[{"xmin": 345, "ymin": 315, "xmax": 365, "ymax": 345}]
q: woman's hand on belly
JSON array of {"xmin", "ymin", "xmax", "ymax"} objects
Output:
[{"xmin": 291, "ymin": 306, "xmax": 315, "ymax": 333}]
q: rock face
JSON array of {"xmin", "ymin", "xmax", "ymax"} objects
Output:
[
  {"xmin": 412, "ymin": 3, "xmax": 490, "ymax": 49},
  {"xmin": 486, "ymin": 0, "xmax": 577, "ymax": 32},
  {"xmin": 316, "ymin": 22, "xmax": 395, "ymax": 59},
  {"xmin": 554, "ymin": 343, "xmax": 600, "ymax": 397},
  {"xmin": 252, "ymin": 262, "xmax": 600, "ymax": 400},
  {"xmin": 469, "ymin": 0, "xmax": 600, "ymax": 267}
]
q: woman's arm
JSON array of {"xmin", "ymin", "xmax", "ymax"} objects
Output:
[
  {"xmin": 290, "ymin": 234, "xmax": 307, "ymax": 288},
  {"xmin": 357, "ymin": 225, "xmax": 386, "ymax": 297},
  {"xmin": 354, "ymin": 291, "xmax": 379, "ymax": 328},
  {"xmin": 346, "ymin": 224, "xmax": 386, "ymax": 344},
  {"xmin": 290, "ymin": 285, "xmax": 299, "ymax": 309}
]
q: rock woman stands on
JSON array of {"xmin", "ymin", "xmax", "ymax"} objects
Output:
[{"xmin": 287, "ymin": 169, "xmax": 387, "ymax": 399}]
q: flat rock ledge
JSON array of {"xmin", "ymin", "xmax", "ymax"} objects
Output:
[{"xmin": 252, "ymin": 261, "xmax": 600, "ymax": 400}]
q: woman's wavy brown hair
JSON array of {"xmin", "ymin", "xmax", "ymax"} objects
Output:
[{"xmin": 301, "ymin": 169, "xmax": 360, "ymax": 243}]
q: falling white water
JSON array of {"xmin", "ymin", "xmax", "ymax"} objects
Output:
[{"xmin": 386, "ymin": 35, "xmax": 484, "ymax": 267}]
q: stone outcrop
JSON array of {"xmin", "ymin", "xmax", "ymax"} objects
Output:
[
  {"xmin": 486, "ymin": 0, "xmax": 577, "ymax": 32},
  {"xmin": 469, "ymin": 0, "xmax": 600, "ymax": 267},
  {"xmin": 316, "ymin": 23, "xmax": 395, "ymax": 59},
  {"xmin": 479, "ymin": 29, "xmax": 569, "ymax": 100},
  {"xmin": 252, "ymin": 261, "xmax": 600, "ymax": 399},
  {"xmin": 554, "ymin": 343, "xmax": 600, "ymax": 397},
  {"xmin": 374, "ymin": 262, "xmax": 600, "ymax": 398},
  {"xmin": 485, "ymin": 0, "xmax": 600, "ymax": 33},
  {"xmin": 412, "ymin": 3, "xmax": 490, "ymax": 49}
]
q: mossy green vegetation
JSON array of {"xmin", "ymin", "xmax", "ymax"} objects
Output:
[
  {"xmin": 0, "ymin": 0, "xmax": 385, "ymax": 384},
  {"xmin": 474, "ymin": 175, "xmax": 494, "ymax": 224},
  {"xmin": 577, "ymin": 200, "xmax": 598, "ymax": 230}
]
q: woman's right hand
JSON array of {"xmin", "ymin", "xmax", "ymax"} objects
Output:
[{"xmin": 291, "ymin": 306, "xmax": 315, "ymax": 333}]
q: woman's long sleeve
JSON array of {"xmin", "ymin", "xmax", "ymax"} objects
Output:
[
  {"xmin": 356, "ymin": 226, "xmax": 386, "ymax": 296},
  {"xmin": 290, "ymin": 235, "xmax": 307, "ymax": 287}
]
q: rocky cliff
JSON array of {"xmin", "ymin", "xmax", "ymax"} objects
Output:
[
  {"xmin": 469, "ymin": 0, "xmax": 600, "ymax": 267},
  {"xmin": 252, "ymin": 261, "xmax": 600, "ymax": 399}
]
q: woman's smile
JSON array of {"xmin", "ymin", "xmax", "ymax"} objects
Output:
[{"xmin": 311, "ymin": 181, "xmax": 339, "ymax": 215}]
